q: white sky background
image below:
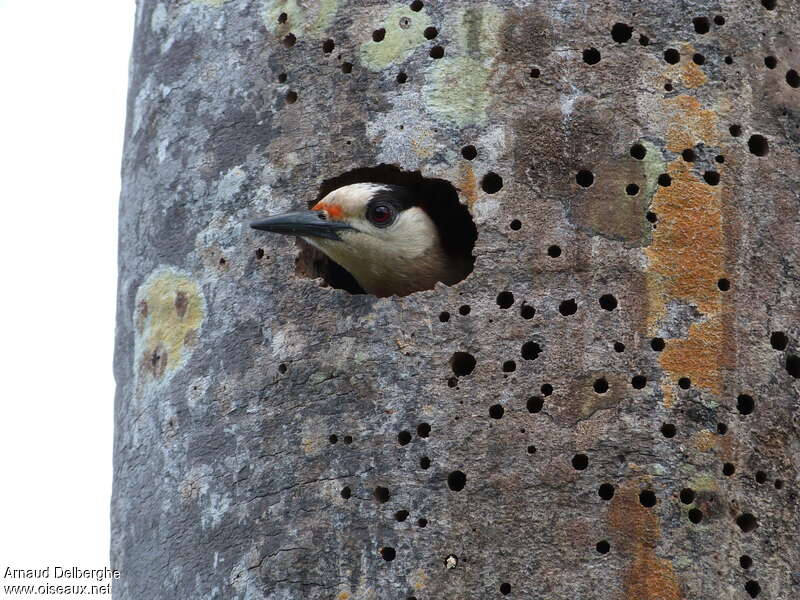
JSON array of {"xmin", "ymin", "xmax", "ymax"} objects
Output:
[{"xmin": 0, "ymin": 0, "xmax": 134, "ymax": 592}]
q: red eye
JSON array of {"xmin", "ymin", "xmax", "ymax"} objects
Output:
[{"xmin": 368, "ymin": 203, "xmax": 395, "ymax": 227}]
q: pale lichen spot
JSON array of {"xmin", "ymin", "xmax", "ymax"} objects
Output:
[
  {"xmin": 134, "ymin": 267, "xmax": 205, "ymax": 385},
  {"xmin": 359, "ymin": 4, "xmax": 431, "ymax": 71},
  {"xmin": 425, "ymin": 56, "xmax": 490, "ymax": 125},
  {"xmin": 263, "ymin": 0, "xmax": 339, "ymax": 38}
]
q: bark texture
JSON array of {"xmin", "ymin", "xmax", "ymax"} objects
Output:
[{"xmin": 113, "ymin": 1, "xmax": 800, "ymax": 598}]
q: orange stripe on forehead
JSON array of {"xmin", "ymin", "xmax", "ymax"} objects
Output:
[{"xmin": 312, "ymin": 202, "xmax": 344, "ymax": 220}]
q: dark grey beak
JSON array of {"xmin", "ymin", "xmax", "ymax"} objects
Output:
[{"xmin": 249, "ymin": 211, "xmax": 352, "ymax": 241}]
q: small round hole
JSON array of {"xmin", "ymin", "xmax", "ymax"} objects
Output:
[
  {"xmin": 423, "ymin": 26, "xmax": 438, "ymax": 39},
  {"xmin": 341, "ymin": 486, "xmax": 351, "ymax": 499},
  {"xmin": 610, "ymin": 22, "xmax": 633, "ymax": 43},
  {"xmin": 416, "ymin": 423, "xmax": 431, "ymax": 438},
  {"xmin": 598, "ymin": 483, "xmax": 615, "ymax": 500},
  {"xmin": 745, "ymin": 581, "xmax": 761, "ymax": 598},
  {"xmin": 520, "ymin": 304, "xmax": 535, "ymax": 319},
  {"xmin": 664, "ymin": 48, "xmax": 680, "ymax": 64},
  {"xmin": 718, "ymin": 278, "xmax": 731, "ymax": 291},
  {"xmin": 396, "ymin": 71, "xmax": 408, "ymax": 83},
  {"xmin": 450, "ymin": 352, "xmax": 476, "ymax": 376},
  {"xmin": 458, "ymin": 304, "xmax": 471, "ymax": 316},
  {"xmin": 639, "ymin": 490, "xmax": 657, "ymax": 507},
  {"xmin": 717, "ymin": 423, "xmax": 728, "ymax": 434},
  {"xmin": 374, "ymin": 486, "xmax": 390, "ymax": 503},
  {"xmin": 626, "ymin": 183, "xmax": 640, "ymax": 195},
  {"xmin": 527, "ymin": 396, "xmax": 544, "ymax": 413},
  {"xmin": 527, "ymin": 445, "xmax": 537, "ymax": 454},
  {"xmin": 559, "ymin": 299, "xmax": 577, "ymax": 316},
  {"xmin": 787, "ymin": 69, "xmax": 800, "ymax": 88},
  {"xmin": 630, "ymin": 144, "xmax": 647, "ymax": 159},
  {"xmin": 372, "ymin": 28, "xmax": 386, "ymax": 42},
  {"xmin": 736, "ymin": 513, "xmax": 757, "ymax": 532},
  {"xmin": 596, "ymin": 540, "xmax": 611, "ymax": 554},
  {"xmin": 576, "ymin": 170, "xmax": 594, "ymax": 187},
  {"xmin": 380, "ymin": 547, "xmax": 396, "ymax": 561},
  {"xmin": 429, "ymin": 45, "xmax": 445, "ymax": 59},
  {"xmin": 714, "ymin": 15, "xmax": 725, "ymax": 25},
  {"xmin": 678, "ymin": 377, "xmax": 691, "ymax": 389},
  {"xmin": 341, "ymin": 62, "xmax": 353, "ymax": 73},
  {"xmin": 688, "ymin": 508, "xmax": 703, "ymax": 523},
  {"xmin": 729, "ymin": 124, "xmax": 742, "ymax": 137},
  {"xmin": 692, "ymin": 53, "xmax": 705, "ymax": 65},
  {"xmin": 737, "ymin": 394, "xmax": 755, "ymax": 415},
  {"xmin": 420, "ymin": 456, "xmax": 431, "ymax": 469},
  {"xmin": 398, "ymin": 430, "xmax": 412, "ymax": 445},
  {"xmin": 658, "ymin": 173, "xmax": 672, "ymax": 186},
  {"xmin": 680, "ymin": 488, "xmax": 695, "ymax": 504},
  {"xmin": 770, "ymin": 331, "xmax": 788, "ymax": 350},
  {"xmin": 282, "ymin": 33, "xmax": 296, "ymax": 47},
  {"xmin": 489, "ymin": 404, "xmax": 504, "ymax": 419},
  {"xmin": 541, "ymin": 384, "xmax": 553, "ymax": 396},
  {"xmin": 593, "ymin": 378, "xmax": 609, "ymax": 394},
  {"xmin": 614, "ymin": 342, "xmax": 626, "ymax": 352},
  {"xmin": 639, "ymin": 34, "xmax": 650, "ymax": 46},
  {"xmin": 502, "ymin": 360, "xmax": 516, "ymax": 373},
  {"xmin": 496, "ymin": 291, "xmax": 514, "ymax": 309},
  {"xmin": 651, "ymin": 337, "xmax": 666, "ymax": 351},
  {"xmin": 277, "ymin": 12, "xmax": 287, "ymax": 23},
  {"xmin": 764, "ymin": 55, "xmax": 777, "ymax": 69},
  {"xmin": 572, "ymin": 453, "xmax": 588, "ymax": 470},
  {"xmin": 693, "ymin": 17, "xmax": 710, "ymax": 34},
  {"xmin": 521, "ymin": 341, "xmax": 541, "ymax": 361},
  {"xmin": 285, "ymin": 90, "xmax": 298, "ymax": 104},
  {"xmin": 661, "ymin": 423, "xmax": 677, "ymax": 438},
  {"xmin": 547, "ymin": 245, "xmax": 562, "ymax": 258},
  {"xmin": 439, "ymin": 311, "xmax": 450, "ymax": 322},
  {"xmin": 499, "ymin": 583, "xmax": 511, "ymax": 596},
  {"xmin": 755, "ymin": 470, "xmax": 767, "ymax": 484},
  {"xmin": 599, "ymin": 294, "xmax": 618, "ymax": 310},
  {"xmin": 582, "ymin": 47, "xmax": 601, "ymax": 64},
  {"xmin": 631, "ymin": 375, "xmax": 647, "ymax": 389},
  {"xmin": 461, "ymin": 145, "xmax": 477, "ymax": 160},
  {"xmin": 530, "ymin": 67, "xmax": 541, "ymax": 78},
  {"xmin": 682, "ymin": 148, "xmax": 696, "ymax": 162},
  {"xmin": 703, "ymin": 171, "xmax": 720, "ymax": 185},
  {"xmin": 481, "ymin": 172, "xmax": 503, "ymax": 194},
  {"xmin": 509, "ymin": 219, "xmax": 522, "ymax": 230},
  {"xmin": 761, "ymin": 0, "xmax": 776, "ymax": 8},
  {"xmin": 409, "ymin": 0, "xmax": 423, "ymax": 10},
  {"xmin": 723, "ymin": 462, "xmax": 735, "ymax": 476},
  {"xmin": 747, "ymin": 134, "xmax": 769, "ymax": 156},
  {"xmin": 447, "ymin": 470, "xmax": 466, "ymax": 491},
  {"xmin": 322, "ymin": 39, "xmax": 335, "ymax": 53},
  {"xmin": 740, "ymin": 555, "xmax": 753, "ymax": 569}
]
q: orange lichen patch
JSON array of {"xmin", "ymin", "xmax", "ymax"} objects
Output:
[
  {"xmin": 312, "ymin": 202, "xmax": 344, "ymax": 220},
  {"xmin": 608, "ymin": 480, "xmax": 684, "ymax": 600},
  {"xmin": 456, "ymin": 162, "xmax": 479, "ymax": 209},
  {"xmin": 663, "ymin": 95, "xmax": 719, "ymax": 153},
  {"xmin": 335, "ymin": 592, "xmax": 351, "ymax": 600},
  {"xmin": 680, "ymin": 44, "xmax": 707, "ymax": 89},
  {"xmin": 659, "ymin": 316, "xmax": 732, "ymax": 397},
  {"xmin": 693, "ymin": 430, "xmax": 717, "ymax": 452}
]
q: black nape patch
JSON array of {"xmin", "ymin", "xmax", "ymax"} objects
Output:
[{"xmin": 297, "ymin": 164, "xmax": 478, "ymax": 295}]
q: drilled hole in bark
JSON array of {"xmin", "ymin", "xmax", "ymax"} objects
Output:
[
  {"xmin": 651, "ymin": 337, "xmax": 666, "ymax": 351},
  {"xmin": 598, "ymin": 483, "xmax": 615, "ymax": 500},
  {"xmin": 631, "ymin": 375, "xmax": 647, "ymax": 389},
  {"xmin": 520, "ymin": 304, "xmax": 535, "ymax": 319},
  {"xmin": 489, "ymin": 404, "xmax": 504, "ymax": 419},
  {"xmin": 664, "ymin": 48, "xmax": 680, "ymax": 63},
  {"xmin": 500, "ymin": 583, "xmax": 511, "ymax": 595},
  {"xmin": 737, "ymin": 394, "xmax": 755, "ymax": 415},
  {"xmin": 689, "ymin": 508, "xmax": 703, "ymax": 523},
  {"xmin": 639, "ymin": 490, "xmax": 657, "ymax": 507},
  {"xmin": 723, "ymin": 462, "xmax": 735, "ymax": 476},
  {"xmin": 614, "ymin": 342, "xmax": 626, "ymax": 352},
  {"xmin": 296, "ymin": 166, "xmax": 477, "ymax": 295},
  {"xmin": 420, "ymin": 456, "xmax": 431, "ymax": 469},
  {"xmin": 583, "ymin": 47, "xmax": 601, "ymax": 64},
  {"xmin": 761, "ymin": 0, "xmax": 776, "ymax": 8},
  {"xmin": 661, "ymin": 423, "xmax": 677, "ymax": 438},
  {"xmin": 285, "ymin": 90, "xmax": 298, "ymax": 104},
  {"xmin": 740, "ymin": 555, "xmax": 753, "ymax": 569},
  {"xmin": 374, "ymin": 487, "xmax": 390, "ymax": 503},
  {"xmin": 576, "ymin": 170, "xmax": 594, "ymax": 187},
  {"xmin": 527, "ymin": 396, "xmax": 544, "ymax": 413},
  {"xmin": 409, "ymin": 0, "xmax": 423, "ymax": 10},
  {"xmin": 716, "ymin": 154, "xmax": 725, "ymax": 163},
  {"xmin": 341, "ymin": 62, "xmax": 352, "ymax": 73},
  {"xmin": 510, "ymin": 219, "xmax": 521, "ymax": 230},
  {"xmin": 329, "ymin": 434, "xmax": 338, "ymax": 444},
  {"xmin": 541, "ymin": 384, "xmax": 553, "ymax": 396},
  {"xmin": 714, "ymin": 15, "xmax": 725, "ymax": 25},
  {"xmin": 630, "ymin": 144, "xmax": 647, "ymax": 159},
  {"xmin": 282, "ymin": 33, "xmax": 296, "ymax": 47},
  {"xmin": 527, "ymin": 445, "xmax": 536, "ymax": 454},
  {"xmin": 396, "ymin": 71, "xmax": 408, "ymax": 83},
  {"xmin": 596, "ymin": 540, "xmax": 610, "ymax": 554},
  {"xmin": 322, "ymin": 39, "xmax": 334, "ymax": 53},
  {"xmin": 341, "ymin": 486, "xmax": 351, "ymax": 499},
  {"xmin": 439, "ymin": 311, "xmax": 450, "ymax": 322},
  {"xmin": 755, "ymin": 470, "xmax": 767, "ymax": 484},
  {"xmin": 423, "ymin": 26, "xmax": 438, "ymax": 39},
  {"xmin": 429, "ymin": 45, "xmax": 444, "ymax": 59},
  {"xmin": 572, "ymin": 453, "xmax": 588, "ymax": 470},
  {"xmin": 718, "ymin": 278, "xmax": 731, "ymax": 291},
  {"xmin": 530, "ymin": 67, "xmax": 541, "ymax": 78},
  {"xmin": 704, "ymin": 170, "xmax": 720, "ymax": 185},
  {"xmin": 380, "ymin": 547, "xmax": 396, "ymax": 561},
  {"xmin": 593, "ymin": 378, "xmax": 609, "ymax": 394},
  {"xmin": 502, "ymin": 360, "xmax": 516, "ymax": 373},
  {"xmin": 693, "ymin": 53, "xmax": 705, "ymax": 65},
  {"xmin": 657, "ymin": 173, "xmax": 672, "ymax": 186},
  {"xmin": 682, "ymin": 148, "xmax": 696, "ymax": 162},
  {"xmin": 521, "ymin": 342, "xmax": 541, "ymax": 360},
  {"xmin": 448, "ymin": 470, "xmax": 466, "ymax": 491},
  {"xmin": 680, "ymin": 488, "xmax": 695, "ymax": 504},
  {"xmin": 610, "ymin": 23, "xmax": 632, "ymax": 43},
  {"xmin": 770, "ymin": 331, "xmax": 788, "ymax": 350},
  {"xmin": 459, "ymin": 305, "xmax": 472, "ymax": 316},
  {"xmin": 736, "ymin": 513, "xmax": 757, "ymax": 532},
  {"xmin": 626, "ymin": 183, "xmax": 640, "ymax": 195},
  {"xmin": 547, "ymin": 245, "xmax": 562, "ymax": 257},
  {"xmin": 461, "ymin": 145, "xmax": 477, "ymax": 160},
  {"xmin": 717, "ymin": 423, "xmax": 728, "ymax": 434},
  {"xmin": 693, "ymin": 16, "xmax": 710, "ymax": 34},
  {"xmin": 559, "ymin": 299, "xmax": 577, "ymax": 316},
  {"xmin": 787, "ymin": 69, "xmax": 800, "ymax": 88},
  {"xmin": 398, "ymin": 431, "xmax": 412, "ymax": 445},
  {"xmin": 481, "ymin": 172, "xmax": 503, "ymax": 193},
  {"xmin": 678, "ymin": 377, "xmax": 691, "ymax": 389},
  {"xmin": 497, "ymin": 291, "xmax": 514, "ymax": 308},
  {"xmin": 277, "ymin": 12, "xmax": 287, "ymax": 23},
  {"xmin": 745, "ymin": 581, "xmax": 761, "ymax": 598},
  {"xmin": 451, "ymin": 352, "xmax": 476, "ymax": 376},
  {"xmin": 724, "ymin": 55, "xmax": 733, "ymax": 64},
  {"xmin": 277, "ymin": 72, "xmax": 287, "ymax": 82},
  {"xmin": 639, "ymin": 34, "xmax": 650, "ymax": 46},
  {"xmin": 372, "ymin": 28, "xmax": 386, "ymax": 42},
  {"xmin": 599, "ymin": 294, "xmax": 618, "ymax": 310},
  {"xmin": 748, "ymin": 134, "xmax": 769, "ymax": 156},
  {"xmin": 787, "ymin": 354, "xmax": 800, "ymax": 378},
  {"xmin": 764, "ymin": 55, "xmax": 777, "ymax": 69}
]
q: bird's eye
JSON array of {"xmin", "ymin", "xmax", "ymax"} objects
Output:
[{"xmin": 367, "ymin": 202, "xmax": 396, "ymax": 227}]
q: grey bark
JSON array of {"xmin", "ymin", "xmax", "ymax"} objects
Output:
[{"xmin": 113, "ymin": 1, "xmax": 800, "ymax": 599}]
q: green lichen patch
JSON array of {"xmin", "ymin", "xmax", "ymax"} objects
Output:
[
  {"xmin": 262, "ymin": 0, "xmax": 339, "ymax": 38},
  {"xmin": 359, "ymin": 4, "xmax": 431, "ymax": 71}
]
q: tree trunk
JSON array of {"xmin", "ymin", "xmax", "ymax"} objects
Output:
[{"xmin": 113, "ymin": 1, "xmax": 800, "ymax": 598}]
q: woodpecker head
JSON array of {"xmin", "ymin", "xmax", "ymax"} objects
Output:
[{"xmin": 250, "ymin": 183, "xmax": 471, "ymax": 297}]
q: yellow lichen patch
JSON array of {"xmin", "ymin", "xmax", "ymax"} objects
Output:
[
  {"xmin": 359, "ymin": 4, "xmax": 431, "ymax": 71},
  {"xmin": 608, "ymin": 480, "xmax": 684, "ymax": 600},
  {"xmin": 263, "ymin": 0, "xmax": 338, "ymax": 38},
  {"xmin": 335, "ymin": 592, "xmax": 351, "ymax": 600},
  {"xmin": 134, "ymin": 267, "xmax": 205, "ymax": 383},
  {"xmin": 456, "ymin": 162, "xmax": 479, "ymax": 209}
]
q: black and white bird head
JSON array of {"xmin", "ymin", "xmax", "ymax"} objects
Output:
[{"xmin": 250, "ymin": 183, "xmax": 472, "ymax": 297}]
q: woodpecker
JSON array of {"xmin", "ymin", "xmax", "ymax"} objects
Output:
[{"xmin": 250, "ymin": 183, "xmax": 472, "ymax": 297}]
